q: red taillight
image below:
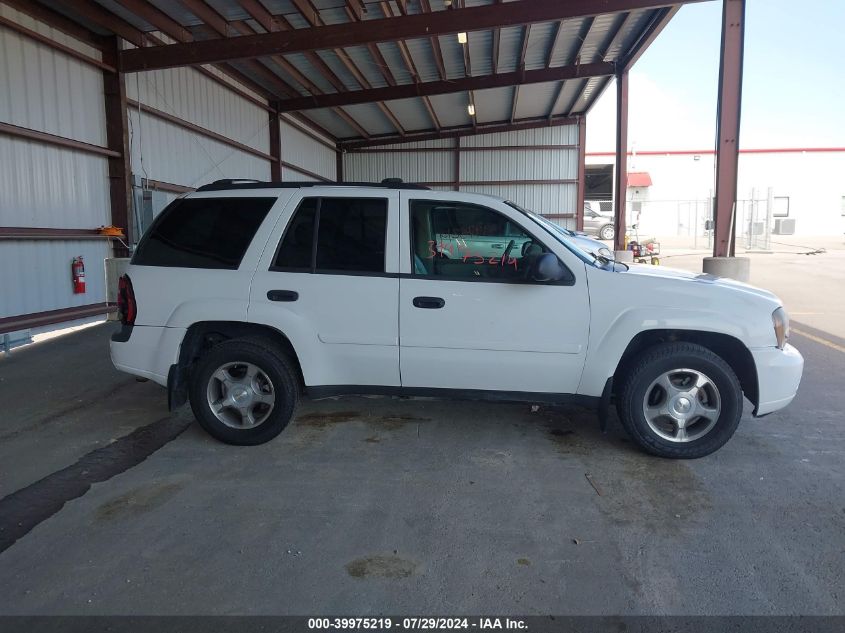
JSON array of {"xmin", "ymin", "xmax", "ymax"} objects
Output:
[{"xmin": 117, "ymin": 274, "xmax": 137, "ymax": 325}]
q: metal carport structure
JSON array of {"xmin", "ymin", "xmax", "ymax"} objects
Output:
[{"xmin": 0, "ymin": 0, "xmax": 745, "ymax": 336}]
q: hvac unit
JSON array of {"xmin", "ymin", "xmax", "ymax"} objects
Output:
[{"xmin": 773, "ymin": 218, "xmax": 796, "ymax": 235}]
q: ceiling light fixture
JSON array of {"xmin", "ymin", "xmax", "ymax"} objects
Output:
[
  {"xmin": 467, "ymin": 103, "xmax": 476, "ymax": 116},
  {"xmin": 457, "ymin": 32, "xmax": 468, "ymax": 44}
]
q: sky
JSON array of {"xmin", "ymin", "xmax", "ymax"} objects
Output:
[{"xmin": 586, "ymin": 0, "xmax": 845, "ymax": 152}]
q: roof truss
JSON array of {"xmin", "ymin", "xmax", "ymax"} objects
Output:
[
  {"xmin": 277, "ymin": 61, "xmax": 614, "ymax": 112},
  {"xmin": 119, "ymin": 0, "xmax": 704, "ymax": 72}
]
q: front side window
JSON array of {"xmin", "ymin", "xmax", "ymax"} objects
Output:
[
  {"xmin": 410, "ymin": 200, "xmax": 546, "ymax": 280},
  {"xmin": 133, "ymin": 197, "xmax": 275, "ymax": 269},
  {"xmin": 273, "ymin": 197, "xmax": 388, "ymax": 273}
]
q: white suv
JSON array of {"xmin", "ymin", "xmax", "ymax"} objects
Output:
[{"xmin": 111, "ymin": 180, "xmax": 803, "ymax": 458}]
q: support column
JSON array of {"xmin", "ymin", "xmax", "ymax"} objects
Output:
[
  {"xmin": 336, "ymin": 149, "xmax": 343, "ymax": 182},
  {"xmin": 269, "ymin": 103, "xmax": 281, "ymax": 181},
  {"xmin": 613, "ymin": 70, "xmax": 628, "ymax": 255},
  {"xmin": 575, "ymin": 115, "xmax": 586, "ymax": 232},
  {"xmin": 101, "ymin": 37, "xmax": 130, "ymax": 256},
  {"xmin": 712, "ymin": 0, "xmax": 746, "ymax": 259}
]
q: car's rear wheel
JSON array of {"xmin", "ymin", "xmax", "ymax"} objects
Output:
[
  {"xmin": 599, "ymin": 224, "xmax": 615, "ymax": 240},
  {"xmin": 617, "ymin": 342, "xmax": 743, "ymax": 458},
  {"xmin": 189, "ymin": 338, "xmax": 298, "ymax": 445}
]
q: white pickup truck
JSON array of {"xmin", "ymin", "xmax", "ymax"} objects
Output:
[{"xmin": 111, "ymin": 180, "xmax": 803, "ymax": 458}]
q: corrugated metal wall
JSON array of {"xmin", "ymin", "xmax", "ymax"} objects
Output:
[
  {"xmin": 343, "ymin": 125, "xmax": 580, "ymax": 229},
  {"xmin": 0, "ymin": 5, "xmax": 111, "ymax": 320},
  {"xmin": 280, "ymin": 117, "xmax": 336, "ymax": 182},
  {"xmin": 1, "ymin": 8, "xmax": 338, "ymax": 331},
  {"xmin": 125, "ymin": 73, "xmax": 339, "ymax": 192},
  {"xmin": 344, "ymin": 149, "xmax": 454, "ymax": 184},
  {"xmin": 126, "ymin": 67, "xmax": 272, "ymax": 189}
]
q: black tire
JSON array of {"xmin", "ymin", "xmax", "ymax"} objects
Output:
[
  {"xmin": 599, "ymin": 224, "xmax": 615, "ymax": 240},
  {"xmin": 189, "ymin": 338, "xmax": 298, "ymax": 445},
  {"xmin": 617, "ymin": 342, "xmax": 743, "ymax": 458}
]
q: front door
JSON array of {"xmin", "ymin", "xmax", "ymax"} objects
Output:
[
  {"xmin": 249, "ymin": 191, "xmax": 401, "ymax": 388},
  {"xmin": 399, "ymin": 194, "xmax": 591, "ymax": 395}
]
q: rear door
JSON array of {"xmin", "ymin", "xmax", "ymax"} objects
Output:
[
  {"xmin": 399, "ymin": 193, "xmax": 590, "ymax": 394},
  {"xmin": 249, "ymin": 190, "xmax": 401, "ymax": 388}
]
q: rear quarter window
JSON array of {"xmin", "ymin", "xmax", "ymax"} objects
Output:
[{"xmin": 133, "ymin": 197, "xmax": 276, "ymax": 269}]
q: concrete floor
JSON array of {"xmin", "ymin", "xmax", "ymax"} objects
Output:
[{"xmin": 0, "ymin": 246, "xmax": 843, "ymax": 616}]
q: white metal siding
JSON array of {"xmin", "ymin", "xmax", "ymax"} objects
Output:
[
  {"xmin": 280, "ymin": 119, "xmax": 336, "ymax": 181},
  {"xmin": 0, "ymin": 10, "xmax": 105, "ymax": 145},
  {"xmin": 0, "ymin": 240, "xmax": 109, "ymax": 318},
  {"xmin": 0, "ymin": 10, "xmax": 112, "ymax": 321},
  {"xmin": 460, "ymin": 149, "xmax": 577, "ymax": 182},
  {"xmin": 343, "ymin": 151, "xmax": 453, "ymax": 184},
  {"xmin": 281, "ymin": 165, "xmax": 319, "ymax": 182},
  {"xmin": 343, "ymin": 124, "xmax": 580, "ymax": 228},
  {"xmin": 126, "ymin": 68, "xmax": 269, "ymax": 154},
  {"xmin": 127, "ymin": 108, "xmax": 271, "ymax": 188},
  {"xmin": 460, "ymin": 126, "xmax": 579, "ymax": 147},
  {"xmin": 0, "ymin": 136, "xmax": 110, "ymax": 229},
  {"xmin": 125, "ymin": 63, "xmax": 273, "ymax": 189},
  {"xmin": 0, "ymin": 5, "xmax": 102, "ymax": 59}
]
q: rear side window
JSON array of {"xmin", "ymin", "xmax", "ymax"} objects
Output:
[
  {"xmin": 273, "ymin": 197, "xmax": 388, "ymax": 273},
  {"xmin": 133, "ymin": 197, "xmax": 275, "ymax": 269},
  {"xmin": 273, "ymin": 198, "xmax": 316, "ymax": 270}
]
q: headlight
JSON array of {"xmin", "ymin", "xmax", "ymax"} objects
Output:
[{"xmin": 772, "ymin": 307, "xmax": 789, "ymax": 349}]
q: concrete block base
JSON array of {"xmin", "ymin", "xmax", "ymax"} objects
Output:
[
  {"xmin": 614, "ymin": 250, "xmax": 634, "ymax": 263},
  {"xmin": 703, "ymin": 256, "xmax": 750, "ymax": 282}
]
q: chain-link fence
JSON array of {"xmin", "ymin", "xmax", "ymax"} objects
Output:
[{"xmin": 624, "ymin": 188, "xmax": 776, "ymax": 251}]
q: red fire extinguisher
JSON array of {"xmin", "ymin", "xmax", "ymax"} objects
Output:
[{"xmin": 72, "ymin": 256, "xmax": 86, "ymax": 294}]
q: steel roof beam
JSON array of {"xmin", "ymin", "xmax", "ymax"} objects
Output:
[
  {"xmin": 113, "ymin": 0, "xmax": 192, "ymax": 42},
  {"xmin": 419, "ymin": 0, "xmax": 447, "ymax": 81},
  {"xmin": 239, "ymin": 0, "xmax": 281, "ymax": 32},
  {"xmin": 60, "ymin": 0, "xmax": 146, "ymax": 48},
  {"xmin": 620, "ymin": 5, "xmax": 681, "ymax": 71},
  {"xmin": 120, "ymin": 0, "xmax": 706, "ymax": 72},
  {"xmin": 276, "ymin": 61, "xmax": 613, "ymax": 112},
  {"xmin": 550, "ymin": 16, "xmax": 597, "ymax": 117},
  {"xmin": 175, "ymin": 0, "xmax": 300, "ymax": 98},
  {"xmin": 509, "ymin": 24, "xmax": 531, "ymax": 123},
  {"xmin": 375, "ymin": 1, "xmax": 439, "ymax": 132},
  {"xmin": 2, "ymin": 0, "xmax": 108, "ymax": 48},
  {"xmin": 339, "ymin": 115, "xmax": 578, "ymax": 150},
  {"xmin": 562, "ymin": 12, "xmax": 632, "ymax": 117}
]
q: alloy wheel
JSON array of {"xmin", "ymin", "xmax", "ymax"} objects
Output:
[
  {"xmin": 642, "ymin": 368, "xmax": 721, "ymax": 443},
  {"xmin": 206, "ymin": 361, "xmax": 275, "ymax": 428}
]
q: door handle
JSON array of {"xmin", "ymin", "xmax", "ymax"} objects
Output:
[
  {"xmin": 413, "ymin": 296, "xmax": 445, "ymax": 309},
  {"xmin": 267, "ymin": 289, "xmax": 299, "ymax": 302}
]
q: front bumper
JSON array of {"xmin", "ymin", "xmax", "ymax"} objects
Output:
[{"xmin": 751, "ymin": 343, "xmax": 804, "ymax": 416}]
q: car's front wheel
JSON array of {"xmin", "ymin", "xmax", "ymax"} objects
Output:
[
  {"xmin": 189, "ymin": 338, "xmax": 299, "ymax": 445},
  {"xmin": 599, "ymin": 224, "xmax": 615, "ymax": 240},
  {"xmin": 617, "ymin": 342, "xmax": 743, "ymax": 458}
]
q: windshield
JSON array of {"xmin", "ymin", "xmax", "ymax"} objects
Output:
[{"xmin": 503, "ymin": 200, "xmax": 602, "ymax": 267}]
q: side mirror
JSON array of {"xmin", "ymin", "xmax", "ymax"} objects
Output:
[{"xmin": 531, "ymin": 253, "xmax": 568, "ymax": 282}]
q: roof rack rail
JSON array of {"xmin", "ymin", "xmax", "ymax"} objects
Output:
[{"xmin": 195, "ymin": 178, "xmax": 431, "ymax": 192}]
